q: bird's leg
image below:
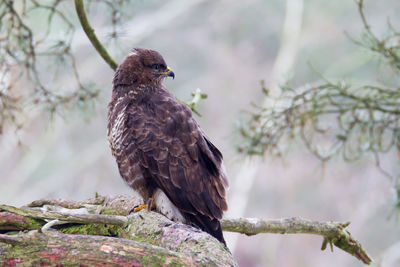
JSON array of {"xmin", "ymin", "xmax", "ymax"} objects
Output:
[
  {"xmin": 129, "ymin": 195, "xmax": 156, "ymax": 214},
  {"xmin": 147, "ymin": 195, "xmax": 156, "ymax": 211}
]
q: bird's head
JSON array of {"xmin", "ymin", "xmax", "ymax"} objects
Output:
[{"xmin": 113, "ymin": 48, "xmax": 175, "ymax": 89}]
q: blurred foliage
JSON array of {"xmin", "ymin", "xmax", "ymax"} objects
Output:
[
  {"xmin": 185, "ymin": 88, "xmax": 208, "ymax": 117},
  {"xmin": 0, "ymin": 0, "xmax": 129, "ymax": 133},
  {"xmin": 238, "ymin": 0, "xmax": 400, "ymax": 193}
]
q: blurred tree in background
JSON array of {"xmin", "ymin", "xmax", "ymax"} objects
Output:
[
  {"xmin": 0, "ymin": 0, "xmax": 207, "ymax": 132},
  {"xmin": 0, "ymin": 0, "xmax": 128, "ymax": 133},
  {"xmin": 239, "ymin": 0, "xmax": 400, "ymax": 214}
]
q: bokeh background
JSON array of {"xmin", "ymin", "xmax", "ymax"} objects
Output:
[{"xmin": 1, "ymin": 0, "xmax": 400, "ymax": 266}]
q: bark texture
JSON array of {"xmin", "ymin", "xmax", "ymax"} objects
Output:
[
  {"xmin": 0, "ymin": 195, "xmax": 371, "ymax": 266},
  {"xmin": 0, "ymin": 231, "xmax": 196, "ymax": 266}
]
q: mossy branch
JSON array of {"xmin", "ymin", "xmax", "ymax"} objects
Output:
[
  {"xmin": 74, "ymin": 0, "xmax": 118, "ymax": 71},
  {"xmin": 0, "ymin": 195, "xmax": 372, "ymax": 265},
  {"xmin": 0, "ymin": 195, "xmax": 236, "ymax": 266},
  {"xmin": 0, "ymin": 231, "xmax": 196, "ymax": 266}
]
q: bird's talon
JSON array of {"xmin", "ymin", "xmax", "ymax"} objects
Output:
[{"xmin": 130, "ymin": 203, "xmax": 148, "ymax": 214}]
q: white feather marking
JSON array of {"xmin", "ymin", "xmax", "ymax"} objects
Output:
[
  {"xmin": 109, "ymin": 107, "xmax": 127, "ymax": 152},
  {"xmin": 153, "ymin": 189, "xmax": 185, "ymax": 223},
  {"xmin": 128, "ymin": 50, "xmax": 138, "ymax": 56}
]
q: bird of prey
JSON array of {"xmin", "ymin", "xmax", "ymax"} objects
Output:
[{"xmin": 107, "ymin": 48, "xmax": 229, "ymax": 244}]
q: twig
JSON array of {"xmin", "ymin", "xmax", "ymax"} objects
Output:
[
  {"xmin": 74, "ymin": 0, "xmax": 118, "ymax": 71},
  {"xmin": 40, "ymin": 219, "xmax": 64, "ymax": 232},
  {"xmin": 183, "ymin": 88, "xmax": 208, "ymax": 117}
]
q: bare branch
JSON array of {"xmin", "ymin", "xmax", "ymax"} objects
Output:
[
  {"xmin": 0, "ymin": 204, "xmax": 127, "ymax": 226},
  {"xmin": 222, "ymin": 217, "xmax": 372, "ymax": 265},
  {"xmin": 74, "ymin": 0, "xmax": 118, "ymax": 71}
]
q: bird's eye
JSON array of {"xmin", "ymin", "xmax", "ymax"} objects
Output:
[{"xmin": 151, "ymin": 64, "xmax": 160, "ymax": 70}]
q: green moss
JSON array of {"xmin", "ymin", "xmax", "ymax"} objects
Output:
[
  {"xmin": 0, "ymin": 213, "xmax": 44, "ymax": 231},
  {"xmin": 59, "ymin": 223, "xmax": 123, "ymax": 237},
  {"xmin": 108, "ymin": 225, "xmax": 123, "ymax": 237}
]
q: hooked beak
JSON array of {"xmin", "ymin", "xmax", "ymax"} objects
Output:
[{"xmin": 165, "ymin": 66, "xmax": 175, "ymax": 79}]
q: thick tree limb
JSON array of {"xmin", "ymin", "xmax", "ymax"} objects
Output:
[
  {"xmin": 0, "ymin": 231, "xmax": 196, "ymax": 266},
  {"xmin": 0, "ymin": 195, "xmax": 372, "ymax": 265},
  {"xmin": 0, "ymin": 195, "xmax": 236, "ymax": 266}
]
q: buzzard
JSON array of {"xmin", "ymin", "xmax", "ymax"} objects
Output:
[{"xmin": 107, "ymin": 48, "xmax": 229, "ymax": 244}]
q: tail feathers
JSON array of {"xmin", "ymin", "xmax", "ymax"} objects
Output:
[{"xmin": 185, "ymin": 212, "xmax": 226, "ymax": 245}]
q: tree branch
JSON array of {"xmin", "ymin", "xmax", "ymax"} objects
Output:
[
  {"xmin": 0, "ymin": 204, "xmax": 235, "ymax": 266},
  {"xmin": 74, "ymin": 0, "xmax": 118, "ymax": 71},
  {"xmin": 0, "ymin": 195, "xmax": 372, "ymax": 265},
  {"xmin": 0, "ymin": 204, "xmax": 127, "ymax": 226},
  {"xmin": 222, "ymin": 217, "xmax": 371, "ymax": 264}
]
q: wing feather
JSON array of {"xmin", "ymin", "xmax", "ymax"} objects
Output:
[{"xmin": 126, "ymin": 88, "xmax": 228, "ymax": 240}]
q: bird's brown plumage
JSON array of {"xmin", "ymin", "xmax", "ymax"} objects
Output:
[{"xmin": 107, "ymin": 48, "xmax": 229, "ymax": 244}]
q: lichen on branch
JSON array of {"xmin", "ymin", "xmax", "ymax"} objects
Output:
[
  {"xmin": 0, "ymin": 195, "xmax": 237, "ymax": 266},
  {"xmin": 0, "ymin": 195, "xmax": 371, "ymax": 265}
]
